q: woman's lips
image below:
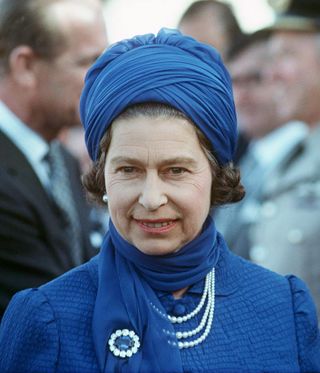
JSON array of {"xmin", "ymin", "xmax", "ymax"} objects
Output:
[{"xmin": 135, "ymin": 219, "xmax": 178, "ymax": 234}]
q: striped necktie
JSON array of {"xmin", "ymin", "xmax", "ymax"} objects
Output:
[{"xmin": 46, "ymin": 141, "xmax": 83, "ymax": 266}]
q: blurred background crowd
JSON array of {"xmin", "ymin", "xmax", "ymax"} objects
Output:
[{"xmin": 0, "ymin": 0, "xmax": 319, "ymax": 325}]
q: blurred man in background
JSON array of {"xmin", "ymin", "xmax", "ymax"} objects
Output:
[
  {"xmin": 216, "ymin": 0, "xmax": 320, "ymax": 317},
  {"xmin": 0, "ymin": 0, "xmax": 108, "ymax": 317},
  {"xmin": 214, "ymin": 29, "xmax": 308, "ymax": 259},
  {"xmin": 178, "ymin": 0, "xmax": 244, "ymax": 60},
  {"xmin": 226, "ymin": 31, "xmax": 284, "ymax": 141},
  {"xmin": 247, "ymin": 0, "xmax": 320, "ymax": 317},
  {"xmin": 59, "ymin": 125, "xmax": 110, "ymax": 248}
]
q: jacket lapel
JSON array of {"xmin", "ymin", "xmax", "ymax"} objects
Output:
[{"xmin": 0, "ymin": 130, "xmax": 53, "ymax": 208}]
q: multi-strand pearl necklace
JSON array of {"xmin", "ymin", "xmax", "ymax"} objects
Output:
[
  {"xmin": 152, "ymin": 268, "xmax": 216, "ymax": 350},
  {"xmin": 170, "ymin": 268, "xmax": 215, "ymax": 349}
]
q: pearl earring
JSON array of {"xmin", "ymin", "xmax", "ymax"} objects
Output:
[{"xmin": 102, "ymin": 194, "xmax": 108, "ymax": 203}]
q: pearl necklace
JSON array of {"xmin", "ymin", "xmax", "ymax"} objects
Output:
[
  {"xmin": 168, "ymin": 271, "xmax": 211, "ymax": 324},
  {"xmin": 151, "ymin": 268, "xmax": 215, "ymax": 350}
]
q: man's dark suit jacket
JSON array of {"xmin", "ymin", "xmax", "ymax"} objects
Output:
[{"xmin": 0, "ymin": 130, "xmax": 96, "ymax": 317}]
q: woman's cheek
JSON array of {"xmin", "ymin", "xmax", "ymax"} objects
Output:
[{"xmin": 108, "ymin": 179, "xmax": 141, "ymax": 204}]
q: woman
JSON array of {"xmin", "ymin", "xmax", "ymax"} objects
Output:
[{"xmin": 0, "ymin": 29, "xmax": 319, "ymax": 373}]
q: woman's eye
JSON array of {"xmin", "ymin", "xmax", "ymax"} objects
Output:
[
  {"xmin": 169, "ymin": 167, "xmax": 187, "ymax": 175},
  {"xmin": 119, "ymin": 166, "xmax": 136, "ymax": 174}
]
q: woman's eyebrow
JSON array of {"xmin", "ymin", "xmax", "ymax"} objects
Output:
[
  {"xmin": 109, "ymin": 156, "xmax": 198, "ymax": 167},
  {"xmin": 109, "ymin": 156, "xmax": 144, "ymax": 166},
  {"xmin": 160, "ymin": 157, "xmax": 198, "ymax": 167}
]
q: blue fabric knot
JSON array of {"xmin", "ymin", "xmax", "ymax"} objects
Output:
[{"xmin": 172, "ymin": 303, "xmax": 187, "ymax": 316}]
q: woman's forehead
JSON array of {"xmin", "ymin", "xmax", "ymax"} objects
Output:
[
  {"xmin": 110, "ymin": 115, "xmax": 198, "ymax": 142},
  {"xmin": 105, "ymin": 115, "xmax": 207, "ymax": 163}
]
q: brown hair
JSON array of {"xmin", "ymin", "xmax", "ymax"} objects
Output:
[{"xmin": 82, "ymin": 102, "xmax": 245, "ymax": 207}]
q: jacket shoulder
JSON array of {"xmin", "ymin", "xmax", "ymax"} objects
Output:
[
  {"xmin": 39, "ymin": 256, "xmax": 99, "ymax": 307},
  {"xmin": 0, "ymin": 257, "xmax": 100, "ymax": 372}
]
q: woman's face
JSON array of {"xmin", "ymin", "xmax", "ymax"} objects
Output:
[{"xmin": 104, "ymin": 115, "xmax": 212, "ymax": 256}]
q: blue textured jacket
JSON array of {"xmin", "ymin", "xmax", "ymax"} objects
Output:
[{"xmin": 0, "ymin": 246, "xmax": 319, "ymax": 373}]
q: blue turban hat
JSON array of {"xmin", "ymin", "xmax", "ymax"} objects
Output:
[{"xmin": 80, "ymin": 28, "xmax": 238, "ymax": 165}]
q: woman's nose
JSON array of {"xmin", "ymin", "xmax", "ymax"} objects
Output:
[{"xmin": 138, "ymin": 173, "xmax": 168, "ymax": 211}]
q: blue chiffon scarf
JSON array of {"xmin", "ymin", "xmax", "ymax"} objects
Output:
[{"xmin": 92, "ymin": 216, "xmax": 220, "ymax": 373}]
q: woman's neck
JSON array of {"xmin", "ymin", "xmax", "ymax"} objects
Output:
[{"xmin": 172, "ymin": 286, "xmax": 188, "ymax": 299}]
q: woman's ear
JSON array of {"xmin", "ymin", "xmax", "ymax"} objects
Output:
[{"xmin": 8, "ymin": 45, "xmax": 38, "ymax": 87}]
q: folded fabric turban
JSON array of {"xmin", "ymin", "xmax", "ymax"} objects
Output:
[{"xmin": 80, "ymin": 28, "xmax": 238, "ymax": 165}]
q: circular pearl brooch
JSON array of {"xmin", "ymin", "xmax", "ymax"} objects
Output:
[{"xmin": 108, "ymin": 329, "xmax": 140, "ymax": 358}]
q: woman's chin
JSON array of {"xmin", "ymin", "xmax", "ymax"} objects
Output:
[{"xmin": 134, "ymin": 241, "xmax": 181, "ymax": 256}]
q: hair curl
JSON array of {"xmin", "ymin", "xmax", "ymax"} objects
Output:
[{"xmin": 82, "ymin": 102, "xmax": 245, "ymax": 207}]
